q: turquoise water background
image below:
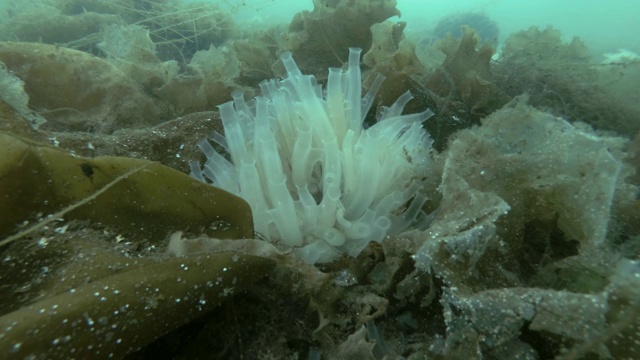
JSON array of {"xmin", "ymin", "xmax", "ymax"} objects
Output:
[{"xmin": 184, "ymin": 0, "xmax": 639, "ymax": 57}]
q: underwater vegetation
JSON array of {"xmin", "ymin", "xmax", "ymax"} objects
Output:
[{"xmin": 1, "ymin": 0, "xmax": 640, "ymax": 359}]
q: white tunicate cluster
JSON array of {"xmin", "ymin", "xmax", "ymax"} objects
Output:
[{"xmin": 192, "ymin": 48, "xmax": 434, "ymax": 263}]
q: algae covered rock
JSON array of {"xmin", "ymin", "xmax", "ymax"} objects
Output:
[
  {"xmin": 0, "ymin": 62, "xmax": 46, "ymax": 129},
  {"xmin": 0, "ymin": 100, "xmax": 43, "ymax": 139},
  {"xmin": 0, "ymin": 42, "xmax": 162, "ymax": 133},
  {"xmin": 496, "ymin": 26, "xmax": 640, "ymax": 135}
]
